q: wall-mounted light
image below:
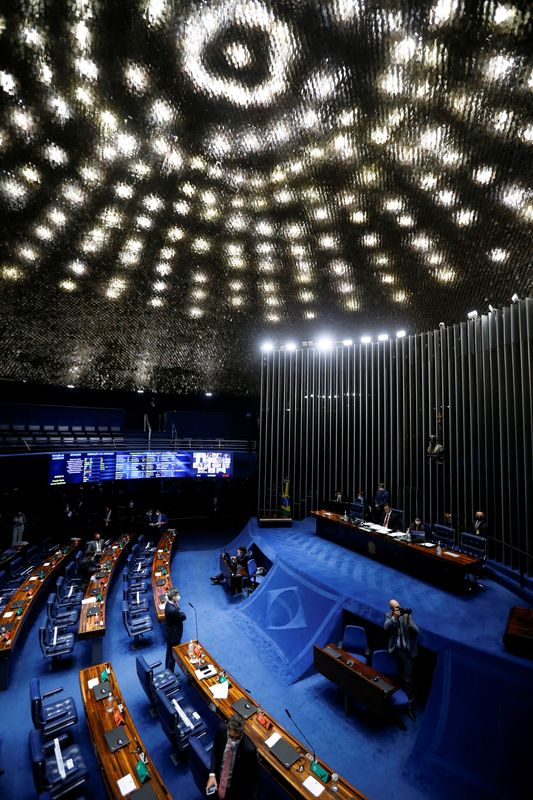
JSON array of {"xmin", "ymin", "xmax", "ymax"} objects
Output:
[
  {"xmin": 396, "ymin": 330, "xmax": 406, "ymax": 338},
  {"xmin": 467, "ymin": 310, "xmax": 478, "ymax": 320},
  {"xmin": 377, "ymin": 333, "xmax": 389, "ymax": 341},
  {"xmin": 317, "ymin": 337, "xmax": 333, "ymax": 350},
  {"xmin": 285, "ymin": 342, "xmax": 297, "ymax": 351},
  {"xmin": 261, "ymin": 341, "xmax": 274, "ymax": 352},
  {"xmin": 342, "ymin": 338, "xmax": 353, "ymax": 346},
  {"xmin": 511, "ymin": 293, "xmax": 520, "ymax": 303},
  {"xmin": 361, "ymin": 335, "xmax": 372, "ymax": 344}
]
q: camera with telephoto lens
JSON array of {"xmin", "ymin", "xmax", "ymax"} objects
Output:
[{"xmin": 398, "ymin": 607, "xmax": 412, "ymax": 616}]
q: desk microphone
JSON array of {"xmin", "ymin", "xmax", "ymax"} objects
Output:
[
  {"xmin": 188, "ymin": 601, "xmax": 199, "ymax": 643},
  {"xmin": 285, "ymin": 708, "xmax": 316, "ymax": 765}
]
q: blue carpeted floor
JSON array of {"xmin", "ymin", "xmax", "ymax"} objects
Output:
[{"xmin": 1, "ymin": 519, "xmax": 531, "ymax": 800}]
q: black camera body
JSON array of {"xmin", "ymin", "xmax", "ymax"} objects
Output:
[{"xmin": 399, "ymin": 607, "xmax": 412, "ymax": 616}]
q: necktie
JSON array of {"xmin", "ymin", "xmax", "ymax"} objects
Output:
[
  {"xmin": 384, "ymin": 513, "xmax": 390, "ymax": 527},
  {"xmin": 218, "ymin": 741, "xmax": 235, "ymax": 799}
]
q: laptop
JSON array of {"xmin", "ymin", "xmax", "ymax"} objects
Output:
[
  {"xmin": 270, "ymin": 737, "xmax": 301, "ymax": 769},
  {"xmin": 104, "ymin": 726, "xmax": 130, "ymax": 752},
  {"xmin": 232, "ymin": 697, "xmax": 258, "ymax": 720},
  {"xmin": 93, "ymin": 681, "xmax": 112, "ymax": 701}
]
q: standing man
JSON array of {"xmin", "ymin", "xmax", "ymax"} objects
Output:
[
  {"xmin": 384, "ymin": 599, "xmax": 419, "ymax": 720},
  {"xmin": 164, "ymin": 588, "xmax": 186, "ymax": 672},
  {"xmin": 373, "ymin": 483, "xmax": 390, "ymax": 521},
  {"xmin": 11, "ymin": 511, "xmax": 26, "ymax": 546},
  {"xmin": 206, "ymin": 714, "xmax": 258, "ymax": 799},
  {"xmin": 150, "ymin": 508, "xmax": 168, "ymax": 531},
  {"xmin": 86, "ymin": 531, "xmax": 104, "ymax": 558}
]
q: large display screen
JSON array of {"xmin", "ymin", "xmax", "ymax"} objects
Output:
[{"xmin": 48, "ymin": 450, "xmax": 233, "ymax": 486}]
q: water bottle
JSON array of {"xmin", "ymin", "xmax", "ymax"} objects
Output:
[
  {"xmin": 343, "ymin": 509, "xmax": 348, "ymax": 521},
  {"xmin": 331, "ymin": 773, "xmax": 339, "ymax": 792},
  {"xmin": 436, "ymin": 540, "xmax": 442, "ymax": 556}
]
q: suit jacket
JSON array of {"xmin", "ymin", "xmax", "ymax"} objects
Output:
[
  {"xmin": 374, "ymin": 488, "xmax": 390, "ymax": 508},
  {"xmin": 471, "ymin": 517, "xmax": 488, "ymax": 535},
  {"xmin": 164, "ymin": 601, "xmax": 186, "ymax": 646},
  {"xmin": 384, "ymin": 611, "xmax": 419, "ymax": 658},
  {"xmin": 210, "ymin": 723, "xmax": 258, "ymax": 800},
  {"xmin": 86, "ymin": 538, "xmax": 103, "ymax": 555},
  {"xmin": 381, "ymin": 509, "xmax": 401, "ymax": 531}
]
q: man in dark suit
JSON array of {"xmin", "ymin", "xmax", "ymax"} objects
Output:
[
  {"xmin": 384, "ymin": 599, "xmax": 420, "ymax": 720},
  {"xmin": 381, "ymin": 503, "xmax": 401, "ymax": 531},
  {"xmin": 86, "ymin": 532, "xmax": 104, "ymax": 558},
  {"xmin": 373, "ymin": 483, "xmax": 390, "ymax": 520},
  {"xmin": 471, "ymin": 510, "xmax": 488, "ymax": 535},
  {"xmin": 206, "ymin": 714, "xmax": 258, "ymax": 799},
  {"xmin": 211, "ymin": 546, "xmax": 250, "ymax": 585},
  {"xmin": 164, "ymin": 588, "xmax": 186, "ymax": 672}
]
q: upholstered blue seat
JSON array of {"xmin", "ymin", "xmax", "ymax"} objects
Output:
[
  {"xmin": 55, "ymin": 576, "xmax": 84, "ymax": 606},
  {"xmin": 29, "ymin": 730, "xmax": 87, "ymax": 799},
  {"xmin": 371, "ymin": 650, "xmax": 410, "ymax": 714},
  {"xmin": 123, "ymin": 587, "xmax": 149, "ymax": 613},
  {"xmin": 39, "ymin": 622, "xmax": 75, "ymax": 661},
  {"xmin": 136, "ymin": 654, "xmax": 180, "ymax": 712},
  {"xmin": 30, "ymin": 678, "xmax": 78, "ymax": 739},
  {"xmin": 121, "ymin": 601, "xmax": 153, "ymax": 643},
  {"xmin": 46, "ymin": 594, "xmax": 79, "ymax": 629},
  {"xmin": 341, "ymin": 624, "xmax": 369, "ymax": 664},
  {"xmin": 126, "ymin": 554, "xmax": 150, "ymax": 579},
  {"xmin": 155, "ymin": 687, "xmax": 207, "ymax": 759}
]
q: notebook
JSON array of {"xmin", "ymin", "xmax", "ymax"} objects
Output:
[{"xmin": 104, "ymin": 726, "xmax": 130, "ymax": 752}]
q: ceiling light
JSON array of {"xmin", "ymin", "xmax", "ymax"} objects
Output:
[
  {"xmin": 511, "ymin": 293, "xmax": 520, "ymax": 303},
  {"xmin": 285, "ymin": 342, "xmax": 297, "ymax": 351},
  {"xmin": 361, "ymin": 336, "xmax": 372, "ymax": 344},
  {"xmin": 261, "ymin": 342, "xmax": 274, "ymax": 352},
  {"xmin": 467, "ymin": 310, "xmax": 478, "ymax": 320},
  {"xmin": 377, "ymin": 333, "xmax": 389, "ymax": 341},
  {"xmin": 317, "ymin": 337, "xmax": 333, "ymax": 350},
  {"xmin": 342, "ymin": 339, "xmax": 353, "ymax": 346},
  {"xmin": 396, "ymin": 330, "xmax": 406, "ymax": 338}
]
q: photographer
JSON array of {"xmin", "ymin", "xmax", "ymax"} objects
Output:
[
  {"xmin": 384, "ymin": 598, "xmax": 419, "ymax": 720},
  {"xmin": 210, "ymin": 545, "xmax": 250, "ymax": 585}
]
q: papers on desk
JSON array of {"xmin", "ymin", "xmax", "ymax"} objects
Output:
[
  {"xmin": 29, "ymin": 576, "xmax": 38, "ymax": 581},
  {"xmin": 385, "ymin": 532, "xmax": 404, "ymax": 538},
  {"xmin": 208, "ymin": 681, "xmax": 229, "ymax": 699},
  {"xmin": 154, "ymin": 571, "xmax": 161, "ymax": 577},
  {"xmin": 87, "ymin": 677, "xmax": 99, "ymax": 689},
  {"xmin": 264, "ymin": 732, "xmax": 281, "ymax": 748},
  {"xmin": 43, "ymin": 562, "xmax": 51, "ymax": 567},
  {"xmin": 370, "ymin": 524, "xmax": 392, "ymax": 533},
  {"xmin": 421, "ymin": 542, "xmax": 436, "ymax": 547},
  {"xmin": 81, "ymin": 596, "xmax": 97, "ymax": 605},
  {"xmin": 194, "ymin": 664, "xmax": 217, "ymax": 680},
  {"xmin": 117, "ymin": 774, "xmax": 137, "ymax": 796},
  {"xmin": 3, "ymin": 612, "xmax": 14, "ymax": 618},
  {"xmin": 444, "ymin": 551, "xmax": 461, "ymax": 557},
  {"xmin": 303, "ymin": 775, "xmax": 325, "ymax": 796}
]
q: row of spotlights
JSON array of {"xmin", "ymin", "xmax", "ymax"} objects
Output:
[
  {"xmin": 469, "ymin": 294, "xmax": 522, "ymax": 319},
  {"xmin": 261, "ymin": 331, "xmax": 407, "ymax": 352}
]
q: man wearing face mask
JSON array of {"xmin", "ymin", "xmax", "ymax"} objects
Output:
[
  {"xmin": 164, "ymin": 588, "xmax": 186, "ymax": 672},
  {"xmin": 471, "ymin": 510, "xmax": 488, "ymax": 535},
  {"xmin": 206, "ymin": 714, "xmax": 258, "ymax": 799}
]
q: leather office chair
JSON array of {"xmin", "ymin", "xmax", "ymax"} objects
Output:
[
  {"xmin": 131, "ymin": 543, "xmax": 153, "ymax": 566},
  {"xmin": 189, "ymin": 733, "xmax": 215, "ymax": 794},
  {"xmin": 431, "ymin": 524, "xmax": 456, "ymax": 550},
  {"xmin": 155, "ymin": 686, "xmax": 207, "ymax": 762},
  {"xmin": 371, "ymin": 649, "xmax": 410, "ymax": 726},
  {"xmin": 63, "ymin": 561, "xmax": 81, "ymax": 588},
  {"xmin": 126, "ymin": 554, "xmax": 150, "ymax": 580},
  {"xmin": 29, "ymin": 729, "xmax": 88, "ymax": 799},
  {"xmin": 121, "ymin": 601, "xmax": 153, "ymax": 645},
  {"xmin": 340, "ymin": 625, "xmax": 369, "ymax": 664},
  {"xmin": 137, "ymin": 535, "xmax": 157, "ymax": 556},
  {"xmin": 123, "ymin": 570, "xmax": 148, "ymax": 593},
  {"xmin": 123, "ymin": 587, "xmax": 149, "ymax": 613},
  {"xmin": 459, "ymin": 532, "xmax": 487, "ymax": 589},
  {"xmin": 30, "ymin": 679, "xmax": 78, "ymax": 739},
  {"xmin": 46, "ymin": 594, "xmax": 79, "ymax": 630},
  {"xmin": 39, "ymin": 622, "xmax": 75, "ymax": 663},
  {"xmin": 136, "ymin": 654, "xmax": 181, "ymax": 715},
  {"xmin": 55, "ymin": 576, "xmax": 84, "ymax": 606},
  {"xmin": 242, "ymin": 558, "xmax": 265, "ymax": 595}
]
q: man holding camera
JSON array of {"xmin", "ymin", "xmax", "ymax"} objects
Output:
[{"xmin": 384, "ymin": 598, "xmax": 419, "ymax": 720}]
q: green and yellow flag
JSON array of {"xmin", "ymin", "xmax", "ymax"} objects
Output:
[{"xmin": 281, "ymin": 478, "xmax": 291, "ymax": 517}]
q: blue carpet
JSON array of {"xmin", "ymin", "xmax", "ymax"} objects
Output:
[{"xmin": 1, "ymin": 519, "xmax": 531, "ymax": 800}]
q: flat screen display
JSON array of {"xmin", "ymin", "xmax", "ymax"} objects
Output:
[{"xmin": 48, "ymin": 450, "xmax": 233, "ymax": 486}]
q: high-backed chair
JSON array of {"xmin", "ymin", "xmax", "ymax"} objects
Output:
[
  {"xmin": 242, "ymin": 558, "xmax": 266, "ymax": 595},
  {"xmin": 29, "ymin": 729, "xmax": 87, "ymax": 799},
  {"xmin": 131, "ymin": 543, "xmax": 153, "ymax": 566},
  {"xmin": 126, "ymin": 554, "xmax": 150, "ymax": 580},
  {"xmin": 155, "ymin": 687, "xmax": 207, "ymax": 762},
  {"xmin": 121, "ymin": 601, "xmax": 153, "ymax": 645},
  {"xmin": 136, "ymin": 654, "xmax": 180, "ymax": 715},
  {"xmin": 55, "ymin": 576, "xmax": 84, "ymax": 606},
  {"xmin": 371, "ymin": 649, "xmax": 410, "ymax": 727},
  {"xmin": 30, "ymin": 679, "xmax": 78, "ymax": 739},
  {"xmin": 137, "ymin": 534, "xmax": 157, "ymax": 555},
  {"xmin": 431, "ymin": 524, "xmax": 456, "ymax": 550},
  {"xmin": 122, "ymin": 570, "xmax": 147, "ymax": 593},
  {"xmin": 459, "ymin": 532, "xmax": 487, "ymax": 589},
  {"xmin": 123, "ymin": 587, "xmax": 149, "ymax": 613},
  {"xmin": 38, "ymin": 622, "xmax": 75, "ymax": 663},
  {"xmin": 46, "ymin": 594, "xmax": 79, "ymax": 630},
  {"xmin": 189, "ymin": 733, "xmax": 215, "ymax": 794},
  {"xmin": 340, "ymin": 625, "xmax": 369, "ymax": 664}
]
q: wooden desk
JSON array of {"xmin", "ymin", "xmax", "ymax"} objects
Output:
[
  {"xmin": 503, "ymin": 607, "xmax": 533, "ymax": 659},
  {"xmin": 80, "ymin": 662, "xmax": 171, "ymax": 799},
  {"xmin": 151, "ymin": 529, "xmax": 177, "ymax": 623},
  {"xmin": 313, "ymin": 510, "xmax": 483, "ymax": 590},
  {"xmin": 173, "ymin": 641, "xmax": 368, "ymax": 800},
  {"xmin": 78, "ymin": 534, "xmax": 131, "ymax": 664},
  {"xmin": 0, "ymin": 541, "xmax": 77, "ymax": 689},
  {"xmin": 313, "ymin": 643, "xmax": 398, "ymax": 719}
]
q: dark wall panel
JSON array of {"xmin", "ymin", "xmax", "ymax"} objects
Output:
[{"xmin": 258, "ymin": 299, "xmax": 533, "ymax": 575}]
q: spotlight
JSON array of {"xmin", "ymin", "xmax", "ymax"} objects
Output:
[
  {"xmin": 205, "ymin": 391, "xmax": 213, "ymax": 397},
  {"xmin": 261, "ymin": 342, "xmax": 274, "ymax": 352},
  {"xmin": 396, "ymin": 330, "xmax": 406, "ymax": 338},
  {"xmin": 439, "ymin": 322, "xmax": 445, "ymax": 329},
  {"xmin": 136, "ymin": 389, "xmax": 144, "ymax": 393},
  {"xmin": 511, "ymin": 293, "xmax": 520, "ymax": 303},
  {"xmin": 285, "ymin": 342, "xmax": 296, "ymax": 351},
  {"xmin": 467, "ymin": 310, "xmax": 478, "ymax": 320},
  {"xmin": 377, "ymin": 333, "xmax": 389, "ymax": 341},
  {"xmin": 317, "ymin": 337, "xmax": 333, "ymax": 350},
  {"xmin": 342, "ymin": 338, "xmax": 353, "ymax": 346},
  {"xmin": 360, "ymin": 335, "xmax": 372, "ymax": 344},
  {"xmin": 488, "ymin": 304, "xmax": 497, "ymax": 313},
  {"xmin": 66, "ymin": 384, "xmax": 75, "ymax": 389}
]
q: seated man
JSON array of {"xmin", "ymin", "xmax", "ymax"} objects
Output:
[
  {"xmin": 471, "ymin": 510, "xmax": 488, "ymax": 534},
  {"xmin": 211, "ymin": 546, "xmax": 250, "ymax": 585},
  {"xmin": 86, "ymin": 531, "xmax": 104, "ymax": 559},
  {"xmin": 381, "ymin": 503, "xmax": 401, "ymax": 531}
]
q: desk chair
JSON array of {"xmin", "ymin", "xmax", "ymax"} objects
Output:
[
  {"xmin": 340, "ymin": 625, "xmax": 369, "ymax": 664},
  {"xmin": 137, "ymin": 535, "xmax": 157, "ymax": 556},
  {"xmin": 46, "ymin": 594, "xmax": 79, "ymax": 630},
  {"xmin": 121, "ymin": 601, "xmax": 153, "ymax": 646},
  {"xmin": 136, "ymin": 654, "xmax": 181, "ymax": 716},
  {"xmin": 188, "ymin": 733, "xmax": 215, "ymax": 795},
  {"xmin": 39, "ymin": 622, "xmax": 75, "ymax": 663},
  {"xmin": 30, "ymin": 679, "xmax": 78, "ymax": 739},
  {"xmin": 242, "ymin": 558, "xmax": 265, "ymax": 595},
  {"xmin": 29, "ymin": 730, "xmax": 87, "ymax": 800},
  {"xmin": 155, "ymin": 687, "xmax": 207, "ymax": 763},
  {"xmin": 131, "ymin": 543, "xmax": 153, "ymax": 566},
  {"xmin": 123, "ymin": 587, "xmax": 149, "ymax": 613},
  {"xmin": 459, "ymin": 532, "xmax": 487, "ymax": 590},
  {"xmin": 123, "ymin": 570, "xmax": 148, "ymax": 593},
  {"xmin": 371, "ymin": 650, "xmax": 411, "ymax": 729},
  {"xmin": 431, "ymin": 524, "xmax": 456, "ymax": 550},
  {"xmin": 126, "ymin": 555, "xmax": 150, "ymax": 581},
  {"xmin": 55, "ymin": 577, "xmax": 84, "ymax": 607}
]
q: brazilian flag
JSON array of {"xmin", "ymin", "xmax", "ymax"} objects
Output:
[{"xmin": 281, "ymin": 479, "xmax": 291, "ymax": 517}]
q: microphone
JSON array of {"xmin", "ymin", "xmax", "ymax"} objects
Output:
[
  {"xmin": 188, "ymin": 601, "xmax": 199, "ymax": 643},
  {"xmin": 285, "ymin": 708, "xmax": 316, "ymax": 764}
]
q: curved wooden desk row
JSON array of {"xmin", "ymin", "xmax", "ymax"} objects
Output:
[
  {"xmin": 0, "ymin": 540, "xmax": 78, "ymax": 689},
  {"xmin": 80, "ymin": 662, "xmax": 170, "ymax": 799},
  {"xmin": 173, "ymin": 641, "xmax": 368, "ymax": 800},
  {"xmin": 313, "ymin": 510, "xmax": 483, "ymax": 587},
  {"xmin": 78, "ymin": 534, "xmax": 131, "ymax": 663},
  {"xmin": 151, "ymin": 529, "xmax": 178, "ymax": 622}
]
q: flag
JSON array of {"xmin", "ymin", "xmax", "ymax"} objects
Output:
[{"xmin": 281, "ymin": 478, "xmax": 291, "ymax": 517}]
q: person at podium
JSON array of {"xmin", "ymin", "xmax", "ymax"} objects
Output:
[{"xmin": 206, "ymin": 714, "xmax": 258, "ymax": 799}]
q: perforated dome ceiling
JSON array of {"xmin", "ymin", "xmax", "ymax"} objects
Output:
[{"xmin": 0, "ymin": 1, "xmax": 531, "ymax": 394}]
